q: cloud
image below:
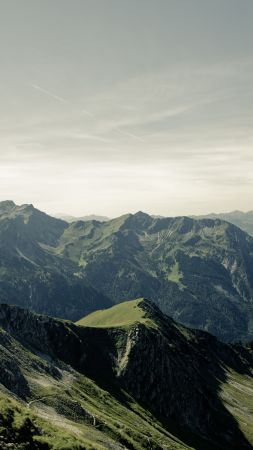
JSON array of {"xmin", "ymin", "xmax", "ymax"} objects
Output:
[
  {"xmin": 0, "ymin": 60, "xmax": 252, "ymax": 216},
  {"xmin": 113, "ymin": 127, "xmax": 145, "ymax": 143}
]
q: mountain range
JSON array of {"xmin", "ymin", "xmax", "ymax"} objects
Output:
[
  {"xmin": 55, "ymin": 209, "xmax": 253, "ymax": 235},
  {"xmin": 0, "ymin": 200, "xmax": 112, "ymax": 319},
  {"xmin": 1, "ymin": 201, "xmax": 253, "ymax": 341},
  {"xmin": 0, "ymin": 298, "xmax": 253, "ymax": 449}
]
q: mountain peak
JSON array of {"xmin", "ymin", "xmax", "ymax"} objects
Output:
[
  {"xmin": 134, "ymin": 210, "xmax": 150, "ymax": 218},
  {"xmin": 122, "ymin": 211, "xmax": 153, "ymax": 229},
  {"xmin": 0, "ymin": 200, "xmax": 16, "ymax": 213},
  {"xmin": 20, "ymin": 203, "xmax": 34, "ymax": 210}
]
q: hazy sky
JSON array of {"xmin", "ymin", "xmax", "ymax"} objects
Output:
[{"xmin": 0, "ymin": 0, "xmax": 253, "ymax": 217}]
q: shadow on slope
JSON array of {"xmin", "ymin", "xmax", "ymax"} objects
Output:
[{"xmin": 0, "ymin": 300, "xmax": 252, "ymax": 449}]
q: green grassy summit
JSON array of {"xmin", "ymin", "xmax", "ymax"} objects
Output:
[{"xmin": 76, "ymin": 298, "xmax": 153, "ymax": 328}]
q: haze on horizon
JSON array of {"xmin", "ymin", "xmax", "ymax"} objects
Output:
[{"xmin": 0, "ymin": 0, "xmax": 253, "ymax": 217}]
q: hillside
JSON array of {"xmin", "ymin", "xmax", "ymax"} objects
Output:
[
  {"xmin": 55, "ymin": 211, "xmax": 253, "ymax": 342},
  {"xmin": 0, "ymin": 201, "xmax": 111, "ymax": 320},
  {"xmin": 0, "ymin": 300, "xmax": 253, "ymax": 449}
]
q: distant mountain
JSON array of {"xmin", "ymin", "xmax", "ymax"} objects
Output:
[
  {"xmin": 193, "ymin": 210, "xmax": 253, "ymax": 236},
  {"xmin": 54, "ymin": 211, "xmax": 253, "ymax": 342},
  {"xmin": 2, "ymin": 201, "xmax": 253, "ymax": 341},
  {"xmin": 0, "ymin": 201, "xmax": 111, "ymax": 320},
  {"xmin": 54, "ymin": 212, "xmax": 110, "ymax": 222},
  {"xmin": 0, "ymin": 299, "xmax": 252, "ymax": 449}
]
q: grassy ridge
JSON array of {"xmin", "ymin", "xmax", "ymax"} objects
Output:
[{"xmin": 77, "ymin": 298, "xmax": 151, "ymax": 328}]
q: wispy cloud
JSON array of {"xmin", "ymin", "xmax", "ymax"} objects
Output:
[
  {"xmin": 113, "ymin": 127, "xmax": 145, "ymax": 143},
  {"xmin": 31, "ymin": 84, "xmax": 68, "ymax": 104},
  {"xmin": 0, "ymin": 59, "xmax": 252, "ymax": 216}
]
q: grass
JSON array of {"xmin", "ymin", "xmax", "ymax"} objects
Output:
[
  {"xmin": 167, "ymin": 261, "xmax": 186, "ymax": 290},
  {"xmin": 0, "ymin": 365, "xmax": 193, "ymax": 450},
  {"xmin": 219, "ymin": 368, "xmax": 253, "ymax": 445},
  {"xmin": 0, "ymin": 392, "xmax": 97, "ymax": 450},
  {"xmin": 2, "ymin": 354, "xmax": 252, "ymax": 450},
  {"xmin": 76, "ymin": 298, "xmax": 152, "ymax": 328}
]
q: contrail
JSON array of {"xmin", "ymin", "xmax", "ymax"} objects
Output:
[
  {"xmin": 31, "ymin": 84, "xmax": 68, "ymax": 104},
  {"xmin": 115, "ymin": 127, "xmax": 145, "ymax": 143}
]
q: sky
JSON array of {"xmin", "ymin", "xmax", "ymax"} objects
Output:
[{"xmin": 0, "ymin": 0, "xmax": 253, "ymax": 217}]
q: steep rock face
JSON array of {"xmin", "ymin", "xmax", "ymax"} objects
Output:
[
  {"xmin": 0, "ymin": 304, "xmax": 115, "ymax": 390},
  {"xmin": 107, "ymin": 301, "xmax": 252, "ymax": 448},
  {"xmin": 0, "ymin": 304, "xmax": 87, "ymax": 372},
  {"xmin": 116, "ymin": 324, "xmax": 230, "ymax": 444}
]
